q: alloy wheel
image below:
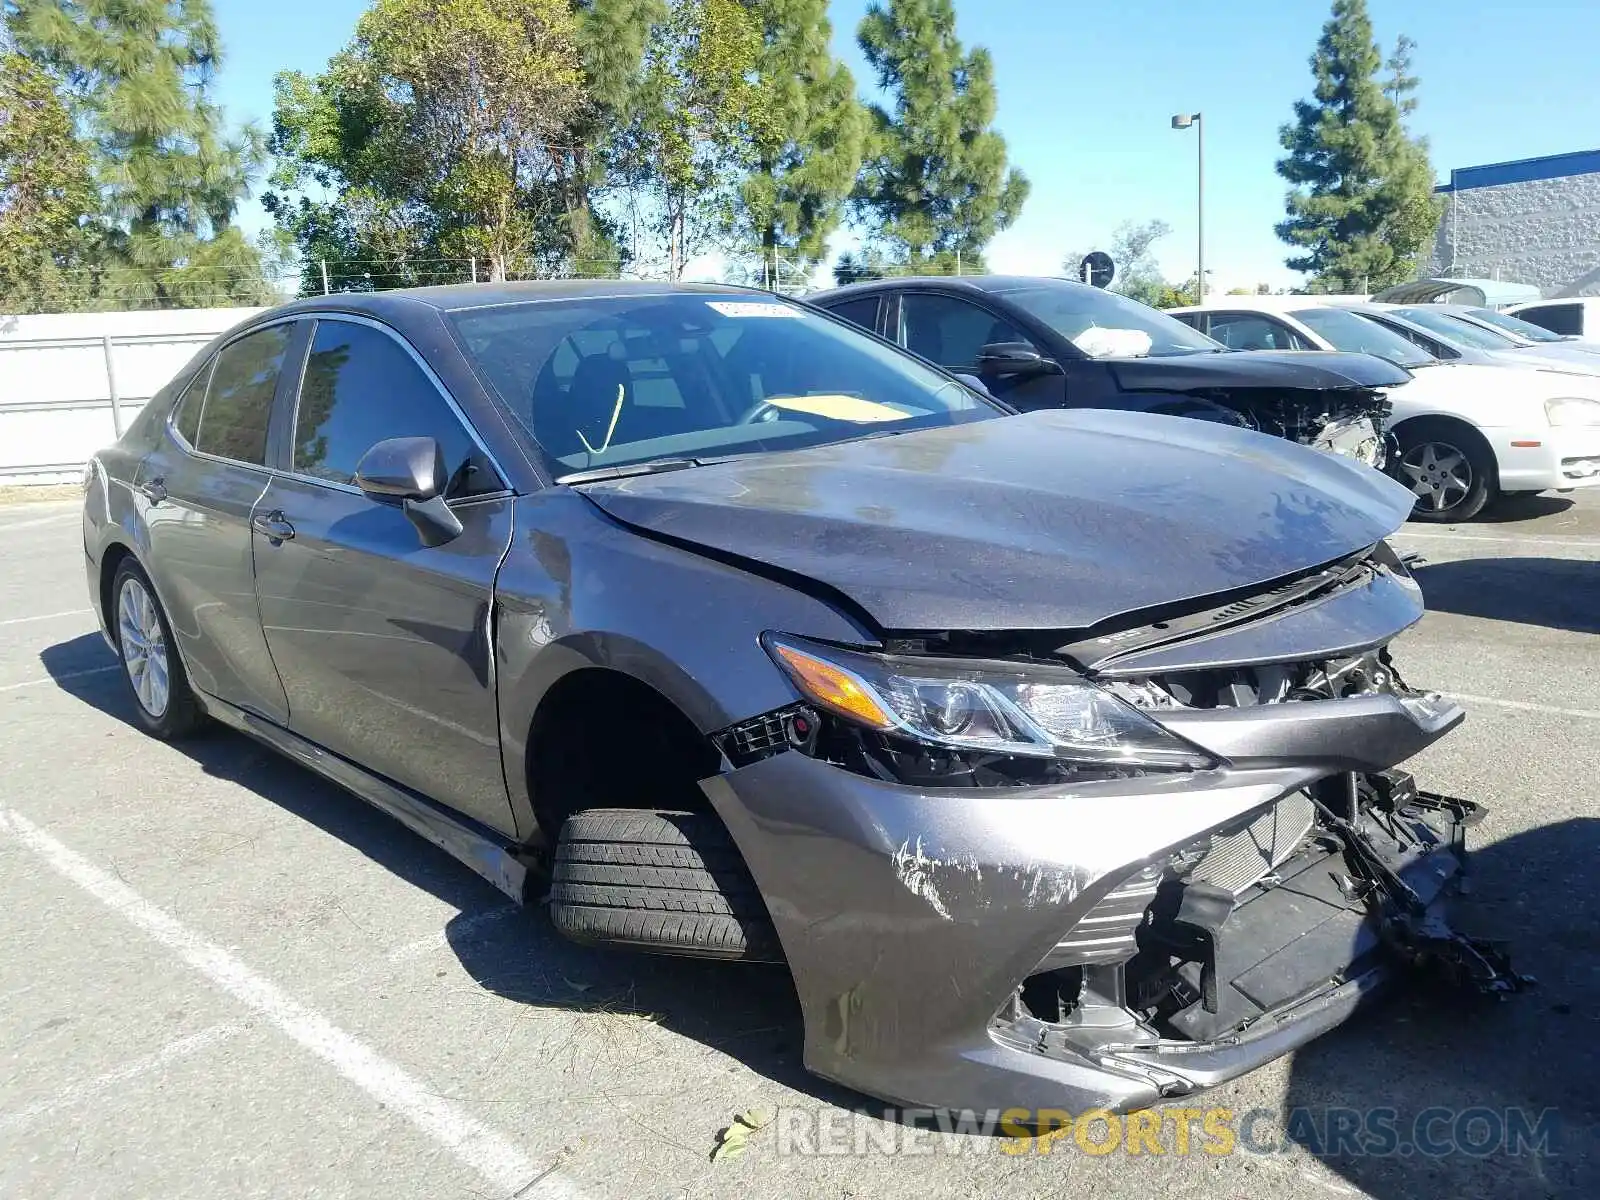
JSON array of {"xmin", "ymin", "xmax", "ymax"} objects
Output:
[
  {"xmin": 1398, "ymin": 440, "xmax": 1472, "ymax": 513},
  {"xmin": 118, "ymin": 576, "xmax": 170, "ymax": 718}
]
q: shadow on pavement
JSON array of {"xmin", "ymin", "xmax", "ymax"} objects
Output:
[
  {"xmin": 1413, "ymin": 557, "xmax": 1600, "ymax": 634},
  {"xmin": 1473, "ymin": 494, "xmax": 1575, "ymax": 524},
  {"xmin": 38, "ymin": 631, "xmax": 850, "ymax": 1109},
  {"xmin": 1283, "ymin": 815, "xmax": 1599, "ymax": 1198}
]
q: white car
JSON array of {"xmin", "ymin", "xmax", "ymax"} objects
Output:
[
  {"xmin": 1169, "ymin": 299, "xmax": 1600, "ymax": 521},
  {"xmin": 1376, "ymin": 303, "xmax": 1600, "ymax": 373},
  {"xmin": 1505, "ymin": 297, "xmax": 1600, "ymax": 342}
]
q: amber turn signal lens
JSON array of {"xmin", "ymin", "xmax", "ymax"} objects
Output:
[{"xmin": 771, "ymin": 643, "xmax": 895, "ymax": 730}]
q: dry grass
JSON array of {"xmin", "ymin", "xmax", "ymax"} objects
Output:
[{"xmin": 0, "ymin": 483, "xmax": 84, "ymax": 505}]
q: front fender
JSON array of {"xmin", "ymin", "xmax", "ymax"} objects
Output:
[{"xmin": 494, "ymin": 490, "xmax": 878, "ymax": 843}]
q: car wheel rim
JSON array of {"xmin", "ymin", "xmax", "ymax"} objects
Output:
[
  {"xmin": 1398, "ymin": 441, "xmax": 1472, "ymax": 513},
  {"xmin": 118, "ymin": 577, "xmax": 170, "ymax": 718}
]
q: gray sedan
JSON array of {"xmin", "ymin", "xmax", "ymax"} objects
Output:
[{"xmin": 82, "ymin": 282, "xmax": 1520, "ymax": 1116}]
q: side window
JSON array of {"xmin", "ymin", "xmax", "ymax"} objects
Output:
[
  {"xmin": 1207, "ymin": 313, "xmax": 1303, "ymax": 351},
  {"xmin": 824, "ymin": 296, "xmax": 880, "ymax": 333},
  {"xmin": 898, "ymin": 293, "xmax": 1033, "ymax": 367},
  {"xmin": 171, "ymin": 360, "xmax": 211, "ymax": 447},
  {"xmin": 293, "ymin": 319, "xmax": 501, "ymax": 497},
  {"xmin": 1518, "ymin": 303, "xmax": 1582, "ymax": 337},
  {"xmin": 195, "ymin": 325, "xmax": 294, "ymax": 464}
]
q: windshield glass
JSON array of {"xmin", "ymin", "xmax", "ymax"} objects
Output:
[
  {"xmin": 1463, "ymin": 306, "xmax": 1564, "ymax": 343},
  {"xmin": 451, "ymin": 294, "xmax": 999, "ymax": 476},
  {"xmin": 1291, "ymin": 307, "xmax": 1435, "ymax": 368},
  {"xmin": 994, "ymin": 279, "xmax": 1223, "ymax": 358},
  {"xmin": 1393, "ymin": 306, "xmax": 1519, "ymax": 351}
]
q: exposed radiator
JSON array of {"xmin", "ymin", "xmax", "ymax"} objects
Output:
[{"xmin": 1191, "ymin": 791, "xmax": 1317, "ymax": 894}]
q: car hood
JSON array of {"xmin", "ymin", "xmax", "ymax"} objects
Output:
[
  {"xmin": 577, "ymin": 409, "xmax": 1417, "ymax": 633},
  {"xmin": 1105, "ymin": 350, "xmax": 1411, "ymax": 392}
]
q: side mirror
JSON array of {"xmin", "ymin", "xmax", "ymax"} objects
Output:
[
  {"xmin": 354, "ymin": 436, "xmax": 446, "ymax": 501},
  {"xmin": 977, "ymin": 342, "xmax": 1059, "ymax": 378},
  {"xmin": 353, "ymin": 436, "xmax": 463, "ymax": 548}
]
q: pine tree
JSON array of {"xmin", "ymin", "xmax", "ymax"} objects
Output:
[
  {"xmin": 9, "ymin": 0, "xmax": 271, "ymax": 307},
  {"xmin": 1275, "ymin": 0, "xmax": 1440, "ymax": 292},
  {"xmin": 734, "ymin": 0, "xmax": 867, "ymax": 282},
  {"xmin": 854, "ymin": 0, "xmax": 1027, "ymax": 265}
]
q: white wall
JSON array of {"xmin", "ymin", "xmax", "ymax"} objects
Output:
[
  {"xmin": 1429, "ymin": 171, "xmax": 1600, "ymax": 294},
  {"xmin": 0, "ymin": 307, "xmax": 262, "ymax": 485}
]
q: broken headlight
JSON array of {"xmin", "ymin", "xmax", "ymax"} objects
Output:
[{"xmin": 763, "ymin": 634, "xmax": 1216, "ymax": 776}]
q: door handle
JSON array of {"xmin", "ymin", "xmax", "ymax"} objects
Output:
[
  {"xmin": 137, "ymin": 476, "xmax": 167, "ymax": 505},
  {"xmin": 251, "ymin": 510, "xmax": 296, "ymax": 544}
]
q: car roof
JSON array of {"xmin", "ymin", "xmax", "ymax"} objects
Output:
[
  {"xmin": 812, "ymin": 275, "xmax": 1100, "ymax": 302},
  {"xmin": 266, "ymin": 279, "xmax": 776, "ymax": 320}
]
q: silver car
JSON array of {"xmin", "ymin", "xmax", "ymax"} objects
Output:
[{"xmin": 81, "ymin": 282, "xmax": 1520, "ymax": 1116}]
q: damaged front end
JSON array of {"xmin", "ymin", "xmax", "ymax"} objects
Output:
[
  {"xmin": 703, "ymin": 538, "xmax": 1524, "ymax": 1114},
  {"xmin": 1205, "ymin": 386, "xmax": 1392, "ymax": 469}
]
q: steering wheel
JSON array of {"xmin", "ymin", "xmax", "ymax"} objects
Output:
[{"xmin": 737, "ymin": 400, "xmax": 787, "ymax": 425}]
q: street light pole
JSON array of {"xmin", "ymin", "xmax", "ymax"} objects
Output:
[{"xmin": 1171, "ymin": 112, "xmax": 1204, "ymax": 304}]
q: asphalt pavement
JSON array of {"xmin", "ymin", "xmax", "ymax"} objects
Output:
[{"xmin": 1, "ymin": 490, "xmax": 1596, "ymax": 1200}]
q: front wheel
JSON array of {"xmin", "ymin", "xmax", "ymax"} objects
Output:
[
  {"xmin": 112, "ymin": 560, "xmax": 203, "ymax": 739},
  {"xmin": 1391, "ymin": 422, "xmax": 1496, "ymax": 522}
]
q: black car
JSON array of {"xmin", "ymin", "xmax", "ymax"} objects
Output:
[{"xmin": 811, "ymin": 276, "xmax": 1408, "ymax": 466}]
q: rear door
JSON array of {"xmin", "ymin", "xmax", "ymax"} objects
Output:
[
  {"xmin": 250, "ymin": 315, "xmax": 517, "ymax": 833},
  {"xmin": 135, "ymin": 321, "xmax": 303, "ymax": 723}
]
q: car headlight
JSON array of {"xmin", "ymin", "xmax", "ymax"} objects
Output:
[
  {"xmin": 1545, "ymin": 397, "xmax": 1600, "ymax": 426},
  {"xmin": 763, "ymin": 634, "xmax": 1215, "ymax": 772}
]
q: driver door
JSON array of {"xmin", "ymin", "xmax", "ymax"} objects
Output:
[
  {"xmin": 893, "ymin": 290, "xmax": 1064, "ymax": 410},
  {"xmin": 250, "ymin": 315, "xmax": 518, "ymax": 834}
]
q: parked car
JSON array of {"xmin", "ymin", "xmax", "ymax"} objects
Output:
[
  {"xmin": 1377, "ymin": 303, "xmax": 1600, "ymax": 372},
  {"xmin": 1505, "ymin": 296, "xmax": 1600, "ymax": 341},
  {"xmin": 810, "ymin": 276, "xmax": 1406, "ymax": 468},
  {"xmin": 1420, "ymin": 302, "xmax": 1600, "ymax": 360},
  {"xmin": 1170, "ymin": 299, "xmax": 1600, "ymax": 520},
  {"xmin": 83, "ymin": 282, "xmax": 1519, "ymax": 1117}
]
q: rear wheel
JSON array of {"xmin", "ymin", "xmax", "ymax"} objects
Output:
[
  {"xmin": 550, "ymin": 809, "xmax": 781, "ymax": 962},
  {"xmin": 1392, "ymin": 421, "xmax": 1496, "ymax": 522},
  {"xmin": 112, "ymin": 560, "xmax": 202, "ymax": 739}
]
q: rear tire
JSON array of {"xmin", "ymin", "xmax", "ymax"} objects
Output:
[
  {"xmin": 550, "ymin": 809, "xmax": 781, "ymax": 962},
  {"xmin": 111, "ymin": 559, "xmax": 203, "ymax": 739}
]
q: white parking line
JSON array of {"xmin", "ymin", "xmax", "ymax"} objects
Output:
[
  {"xmin": 0, "ymin": 514, "xmax": 78, "ymax": 533},
  {"xmin": 0, "ymin": 665, "xmax": 119, "ymax": 693},
  {"xmin": 0, "ymin": 807, "xmax": 588, "ymax": 1200},
  {"xmin": 0, "ymin": 1023, "xmax": 243, "ymax": 1131},
  {"xmin": 1451, "ymin": 692, "xmax": 1600, "ymax": 721},
  {"xmin": 0, "ymin": 608, "xmax": 91, "ymax": 628},
  {"xmin": 1395, "ymin": 529, "xmax": 1600, "ymax": 549}
]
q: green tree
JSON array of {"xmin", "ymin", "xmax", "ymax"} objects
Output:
[
  {"xmin": 1275, "ymin": 0, "xmax": 1441, "ymax": 292},
  {"xmin": 614, "ymin": 0, "xmax": 772, "ymax": 278},
  {"xmin": 0, "ymin": 50, "xmax": 94, "ymax": 312},
  {"xmin": 8, "ymin": 0, "xmax": 271, "ymax": 307},
  {"xmin": 732, "ymin": 0, "xmax": 866, "ymax": 283},
  {"xmin": 266, "ymin": 0, "xmax": 588, "ymax": 289},
  {"xmin": 853, "ymin": 0, "xmax": 1027, "ymax": 266}
]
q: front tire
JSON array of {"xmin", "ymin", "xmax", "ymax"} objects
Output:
[
  {"xmin": 112, "ymin": 560, "xmax": 203, "ymax": 739},
  {"xmin": 1392, "ymin": 420, "xmax": 1496, "ymax": 522},
  {"xmin": 550, "ymin": 809, "xmax": 781, "ymax": 962}
]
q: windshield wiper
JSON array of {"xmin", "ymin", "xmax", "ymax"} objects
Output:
[{"xmin": 557, "ymin": 456, "xmax": 702, "ymax": 485}]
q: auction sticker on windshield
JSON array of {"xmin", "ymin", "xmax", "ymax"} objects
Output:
[{"xmin": 707, "ymin": 301, "xmax": 806, "ymax": 318}]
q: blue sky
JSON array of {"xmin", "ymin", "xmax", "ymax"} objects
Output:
[{"xmin": 210, "ymin": 0, "xmax": 1600, "ymax": 289}]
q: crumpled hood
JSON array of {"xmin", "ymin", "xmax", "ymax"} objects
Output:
[
  {"xmin": 578, "ymin": 409, "xmax": 1417, "ymax": 633},
  {"xmin": 1106, "ymin": 350, "xmax": 1412, "ymax": 392}
]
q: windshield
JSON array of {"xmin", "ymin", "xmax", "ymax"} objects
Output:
[
  {"xmin": 1393, "ymin": 306, "xmax": 1519, "ymax": 351},
  {"xmin": 1291, "ymin": 307, "xmax": 1435, "ymax": 368},
  {"xmin": 451, "ymin": 294, "xmax": 999, "ymax": 476},
  {"xmin": 994, "ymin": 279, "xmax": 1224, "ymax": 358},
  {"xmin": 1463, "ymin": 306, "xmax": 1564, "ymax": 343}
]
